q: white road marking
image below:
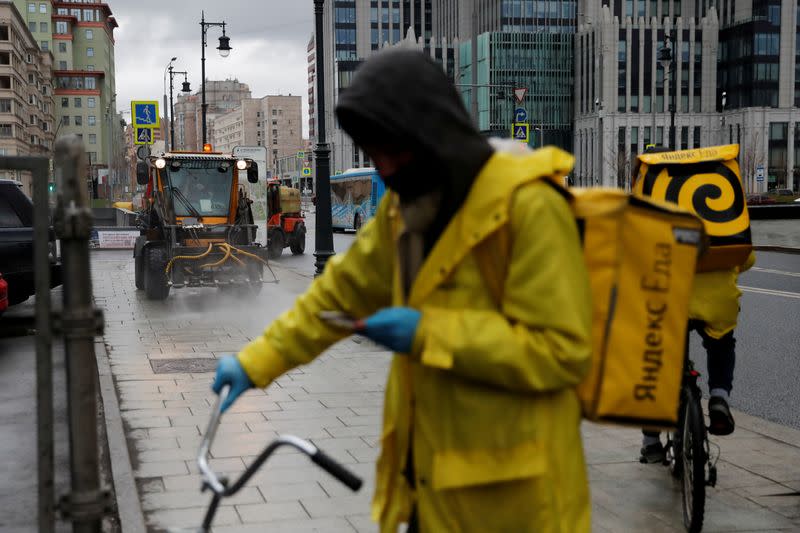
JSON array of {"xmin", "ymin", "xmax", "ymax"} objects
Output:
[
  {"xmin": 751, "ymin": 267, "xmax": 800, "ymax": 278},
  {"xmin": 739, "ymin": 285, "xmax": 800, "ymax": 299}
]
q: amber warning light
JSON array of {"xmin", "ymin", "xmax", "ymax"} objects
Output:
[{"xmin": 203, "ymin": 143, "xmax": 213, "ymax": 152}]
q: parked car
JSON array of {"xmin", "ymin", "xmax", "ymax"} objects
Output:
[
  {"xmin": 746, "ymin": 194, "xmax": 778, "ymax": 205},
  {"xmin": 0, "ymin": 273, "xmax": 8, "ymax": 316},
  {"xmin": 0, "ymin": 179, "xmax": 61, "ymax": 305},
  {"xmin": 769, "ymin": 188, "xmax": 795, "ymax": 196}
]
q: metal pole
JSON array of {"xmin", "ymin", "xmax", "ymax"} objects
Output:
[
  {"xmin": 53, "ymin": 136, "xmax": 108, "ymax": 532},
  {"xmin": 201, "ymin": 11, "xmax": 207, "ymax": 146},
  {"xmin": 169, "ymin": 66, "xmax": 175, "ymax": 151},
  {"xmin": 30, "ymin": 157, "xmax": 54, "ymax": 533},
  {"xmin": 470, "ymin": 0, "xmax": 478, "ymax": 123},
  {"xmin": 313, "ymin": 0, "xmax": 334, "ymax": 275}
]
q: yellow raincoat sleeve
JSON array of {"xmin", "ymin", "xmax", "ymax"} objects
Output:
[
  {"xmin": 417, "ymin": 183, "xmax": 593, "ymax": 392},
  {"xmin": 237, "ymin": 198, "xmax": 395, "ymax": 388}
]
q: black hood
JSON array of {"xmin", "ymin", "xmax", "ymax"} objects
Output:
[{"xmin": 336, "ymin": 49, "xmax": 493, "ymax": 250}]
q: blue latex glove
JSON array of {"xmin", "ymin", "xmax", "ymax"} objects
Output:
[
  {"xmin": 361, "ymin": 307, "xmax": 421, "ymax": 354},
  {"xmin": 212, "ymin": 355, "xmax": 253, "ymax": 413}
]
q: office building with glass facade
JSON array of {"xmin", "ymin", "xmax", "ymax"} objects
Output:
[{"xmin": 575, "ymin": 0, "xmax": 799, "ymax": 192}]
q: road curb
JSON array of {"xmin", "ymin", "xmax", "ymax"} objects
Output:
[
  {"xmin": 753, "ymin": 245, "xmax": 800, "ymax": 254},
  {"xmin": 733, "ymin": 407, "xmax": 800, "ymax": 449},
  {"xmin": 95, "ymin": 339, "xmax": 147, "ymax": 533}
]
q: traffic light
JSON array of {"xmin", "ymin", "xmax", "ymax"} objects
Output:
[{"xmin": 48, "ymin": 182, "xmax": 55, "ymax": 193}]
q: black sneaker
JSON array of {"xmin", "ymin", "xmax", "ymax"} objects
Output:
[
  {"xmin": 639, "ymin": 442, "xmax": 666, "ymax": 464},
  {"xmin": 708, "ymin": 396, "xmax": 735, "ymax": 436}
]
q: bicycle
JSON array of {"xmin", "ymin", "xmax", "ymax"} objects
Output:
[
  {"xmin": 661, "ymin": 322, "xmax": 720, "ymax": 533},
  {"xmin": 169, "ymin": 386, "xmax": 363, "ymax": 532}
]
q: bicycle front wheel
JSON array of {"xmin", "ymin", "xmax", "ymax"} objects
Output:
[{"xmin": 681, "ymin": 390, "xmax": 706, "ymax": 533}]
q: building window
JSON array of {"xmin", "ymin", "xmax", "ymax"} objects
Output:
[
  {"xmin": 0, "ymin": 76, "xmax": 11, "ymax": 89},
  {"xmin": 39, "ymin": 3, "xmax": 47, "ymax": 14},
  {"xmin": 74, "ymin": 97, "xmax": 82, "ymax": 108},
  {"xmin": 56, "ymin": 21, "xmax": 67, "ymax": 34},
  {"xmin": 0, "ymin": 99, "xmax": 11, "ymax": 113},
  {"xmin": 88, "ymin": 134, "xmax": 96, "ymax": 144},
  {"xmin": 83, "ymin": 10, "xmax": 94, "ymax": 22},
  {"xmin": 61, "ymin": 97, "xmax": 68, "ymax": 108},
  {"xmin": 88, "ymin": 115, "xmax": 95, "ymax": 126},
  {"xmin": 86, "ymin": 47, "xmax": 94, "ymax": 57},
  {"xmin": 86, "ymin": 65, "xmax": 94, "ymax": 71},
  {"xmin": 0, "ymin": 124, "xmax": 12, "ymax": 137},
  {"xmin": 58, "ymin": 42, "xmax": 66, "ymax": 53},
  {"xmin": 272, "ymin": 138, "xmax": 277, "ymax": 145},
  {"xmin": 85, "ymin": 77, "xmax": 95, "ymax": 89},
  {"xmin": 40, "ymin": 22, "xmax": 48, "ymax": 33},
  {"xmin": 74, "ymin": 116, "xmax": 82, "ymax": 126},
  {"xmin": 0, "ymin": 52, "xmax": 9, "ymax": 66},
  {"xmin": 41, "ymin": 41, "xmax": 48, "ymax": 51},
  {"xmin": 272, "ymin": 129, "xmax": 278, "ymax": 138},
  {"xmin": 28, "ymin": 3, "xmax": 36, "ymax": 13},
  {"xmin": 29, "ymin": 22, "xmax": 37, "ymax": 34},
  {"xmin": 681, "ymin": 126, "xmax": 689, "ymax": 150},
  {"xmin": 62, "ymin": 116, "xmax": 69, "ymax": 126},
  {"xmin": 85, "ymin": 29, "xmax": 93, "ymax": 40},
  {"xmin": 693, "ymin": 126, "xmax": 701, "ymax": 148},
  {"xmin": 87, "ymin": 97, "xmax": 95, "ymax": 108},
  {"xmin": 58, "ymin": 60, "xmax": 67, "ymax": 70},
  {"xmin": 0, "ymin": 26, "xmax": 8, "ymax": 41}
]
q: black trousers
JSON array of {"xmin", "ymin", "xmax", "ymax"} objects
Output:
[{"xmin": 407, "ymin": 507, "xmax": 419, "ymax": 533}]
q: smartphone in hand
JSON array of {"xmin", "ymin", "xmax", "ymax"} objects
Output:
[{"xmin": 318, "ymin": 311, "xmax": 364, "ymax": 332}]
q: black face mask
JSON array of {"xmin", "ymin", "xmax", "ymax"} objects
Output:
[{"xmin": 381, "ymin": 159, "xmax": 442, "ymax": 202}]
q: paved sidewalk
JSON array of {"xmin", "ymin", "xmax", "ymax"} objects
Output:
[{"xmin": 93, "ymin": 252, "xmax": 800, "ymax": 532}]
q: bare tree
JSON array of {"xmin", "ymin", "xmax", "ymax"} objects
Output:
[
  {"xmin": 738, "ymin": 129, "xmax": 764, "ymax": 194},
  {"xmin": 603, "ymin": 145, "xmax": 634, "ymax": 190}
]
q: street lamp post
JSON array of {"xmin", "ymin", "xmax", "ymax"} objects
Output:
[
  {"xmin": 658, "ymin": 31, "xmax": 677, "ymax": 150},
  {"xmin": 163, "ymin": 57, "xmax": 176, "ymax": 149},
  {"xmin": 313, "ymin": 0, "xmax": 334, "ymax": 275},
  {"xmin": 168, "ymin": 65, "xmax": 191, "ymax": 151},
  {"xmin": 200, "ymin": 11, "xmax": 232, "ymax": 146}
]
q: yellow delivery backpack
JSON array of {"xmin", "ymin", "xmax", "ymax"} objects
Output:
[
  {"xmin": 475, "ymin": 153, "xmax": 705, "ymax": 427},
  {"xmin": 632, "ymin": 144, "xmax": 752, "ymax": 272}
]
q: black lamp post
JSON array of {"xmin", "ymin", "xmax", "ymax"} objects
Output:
[
  {"xmin": 658, "ymin": 31, "xmax": 677, "ymax": 150},
  {"xmin": 200, "ymin": 11, "xmax": 231, "ymax": 146},
  {"xmin": 313, "ymin": 0, "xmax": 335, "ymax": 276},
  {"xmin": 168, "ymin": 66, "xmax": 191, "ymax": 151}
]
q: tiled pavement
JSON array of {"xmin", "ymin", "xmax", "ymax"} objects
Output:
[{"xmin": 92, "ymin": 252, "xmax": 800, "ymax": 532}]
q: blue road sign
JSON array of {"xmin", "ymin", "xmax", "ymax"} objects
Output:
[
  {"xmin": 134, "ymin": 126, "xmax": 154, "ymax": 145},
  {"xmin": 512, "ymin": 123, "xmax": 530, "ymax": 143},
  {"xmin": 514, "ymin": 107, "xmax": 528, "ymax": 123},
  {"xmin": 131, "ymin": 100, "xmax": 159, "ymax": 127}
]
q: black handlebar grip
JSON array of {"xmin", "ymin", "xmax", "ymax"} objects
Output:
[{"xmin": 311, "ymin": 450, "xmax": 363, "ymax": 491}]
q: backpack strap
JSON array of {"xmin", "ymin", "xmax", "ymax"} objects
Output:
[{"xmin": 473, "ymin": 180, "xmax": 572, "ymax": 310}]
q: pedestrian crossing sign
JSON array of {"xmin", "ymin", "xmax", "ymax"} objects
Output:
[
  {"xmin": 134, "ymin": 126, "xmax": 154, "ymax": 145},
  {"xmin": 512, "ymin": 123, "xmax": 530, "ymax": 143},
  {"xmin": 131, "ymin": 100, "xmax": 160, "ymax": 128}
]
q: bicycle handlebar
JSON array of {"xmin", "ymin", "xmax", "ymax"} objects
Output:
[{"xmin": 198, "ymin": 385, "xmax": 364, "ymax": 498}]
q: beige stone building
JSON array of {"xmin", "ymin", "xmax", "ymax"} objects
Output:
[
  {"xmin": 0, "ymin": 0, "xmax": 55, "ymax": 196},
  {"xmin": 174, "ymin": 79, "xmax": 251, "ymax": 151},
  {"xmin": 210, "ymin": 94, "xmax": 303, "ymax": 169}
]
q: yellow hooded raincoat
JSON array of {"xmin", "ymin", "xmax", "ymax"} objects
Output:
[{"xmin": 237, "ymin": 147, "xmax": 593, "ymax": 532}]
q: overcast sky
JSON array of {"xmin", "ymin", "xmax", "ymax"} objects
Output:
[{"xmin": 113, "ymin": 1, "xmax": 314, "ymax": 136}]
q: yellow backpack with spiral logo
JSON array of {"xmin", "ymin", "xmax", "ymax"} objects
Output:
[
  {"xmin": 474, "ymin": 147, "xmax": 706, "ymax": 427},
  {"xmin": 632, "ymin": 144, "xmax": 752, "ymax": 272}
]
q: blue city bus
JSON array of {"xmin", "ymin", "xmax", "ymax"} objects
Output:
[{"xmin": 330, "ymin": 168, "xmax": 386, "ymax": 231}]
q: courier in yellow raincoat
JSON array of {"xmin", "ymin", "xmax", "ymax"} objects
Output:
[
  {"xmin": 213, "ymin": 49, "xmax": 593, "ymax": 532},
  {"xmin": 635, "ymin": 146, "xmax": 756, "ymax": 462}
]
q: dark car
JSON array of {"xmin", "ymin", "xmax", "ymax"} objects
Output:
[
  {"xmin": 0, "ymin": 179, "xmax": 61, "ymax": 305},
  {"xmin": 746, "ymin": 194, "xmax": 778, "ymax": 205}
]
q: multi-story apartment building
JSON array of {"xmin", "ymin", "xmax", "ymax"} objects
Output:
[
  {"xmin": 37, "ymin": 0, "xmax": 118, "ymax": 196},
  {"xmin": 209, "ymin": 94, "xmax": 303, "ymax": 170},
  {"xmin": 0, "ymin": 1, "xmax": 55, "ymax": 196},
  {"xmin": 174, "ymin": 79, "xmax": 251, "ymax": 151},
  {"xmin": 575, "ymin": 0, "xmax": 798, "ymax": 192}
]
